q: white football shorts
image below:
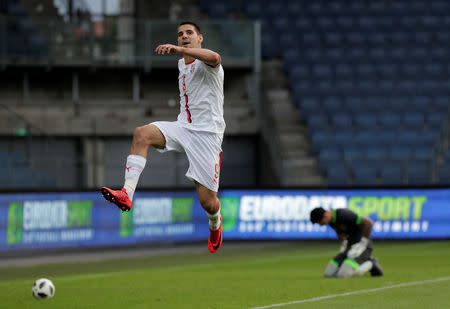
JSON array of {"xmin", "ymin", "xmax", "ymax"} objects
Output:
[{"xmin": 151, "ymin": 121, "xmax": 223, "ymax": 192}]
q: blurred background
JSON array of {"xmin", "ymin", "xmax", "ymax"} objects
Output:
[
  {"xmin": 0, "ymin": 0, "xmax": 450, "ymax": 255},
  {"xmin": 1, "ymin": 0, "xmax": 450, "ymax": 190}
]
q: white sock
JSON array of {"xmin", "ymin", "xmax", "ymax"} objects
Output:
[
  {"xmin": 206, "ymin": 207, "xmax": 221, "ymax": 230},
  {"xmin": 123, "ymin": 154, "xmax": 146, "ymax": 201}
]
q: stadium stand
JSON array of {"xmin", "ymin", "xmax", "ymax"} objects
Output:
[
  {"xmin": 1, "ymin": 0, "xmax": 450, "ymax": 188},
  {"xmin": 0, "ymin": 0, "xmax": 261, "ymax": 190},
  {"xmin": 200, "ymin": 0, "xmax": 450, "ymax": 187}
]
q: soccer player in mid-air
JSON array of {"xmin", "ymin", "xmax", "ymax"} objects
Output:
[
  {"xmin": 101, "ymin": 21, "xmax": 225, "ymax": 253},
  {"xmin": 310, "ymin": 207, "xmax": 384, "ymax": 278}
]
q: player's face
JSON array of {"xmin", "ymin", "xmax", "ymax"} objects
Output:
[
  {"xmin": 177, "ymin": 24, "xmax": 203, "ymax": 49},
  {"xmin": 318, "ymin": 211, "xmax": 332, "ymax": 225},
  {"xmin": 318, "ymin": 217, "xmax": 328, "ymax": 225}
]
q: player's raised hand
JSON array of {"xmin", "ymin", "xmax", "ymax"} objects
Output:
[
  {"xmin": 347, "ymin": 237, "xmax": 369, "ymax": 258},
  {"xmin": 155, "ymin": 44, "xmax": 182, "ymax": 55}
]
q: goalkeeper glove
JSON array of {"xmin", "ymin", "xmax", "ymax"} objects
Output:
[
  {"xmin": 347, "ymin": 237, "xmax": 369, "ymax": 259},
  {"xmin": 339, "ymin": 239, "xmax": 348, "ymax": 253}
]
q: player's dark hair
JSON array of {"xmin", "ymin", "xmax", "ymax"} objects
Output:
[
  {"xmin": 179, "ymin": 21, "xmax": 201, "ymax": 34},
  {"xmin": 310, "ymin": 207, "xmax": 326, "ymax": 223}
]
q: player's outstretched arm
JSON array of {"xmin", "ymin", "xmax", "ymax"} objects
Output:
[{"xmin": 155, "ymin": 44, "xmax": 221, "ymax": 67}]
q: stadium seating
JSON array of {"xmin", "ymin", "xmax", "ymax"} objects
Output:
[
  {"xmin": 223, "ymin": 0, "xmax": 450, "ymax": 186},
  {"xmin": 3, "ymin": 1, "xmax": 48, "ymax": 58}
]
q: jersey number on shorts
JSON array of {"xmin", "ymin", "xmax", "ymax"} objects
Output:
[{"xmin": 213, "ymin": 151, "xmax": 223, "ymax": 184}]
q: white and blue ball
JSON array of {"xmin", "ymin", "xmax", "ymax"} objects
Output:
[{"xmin": 32, "ymin": 278, "xmax": 55, "ymax": 299}]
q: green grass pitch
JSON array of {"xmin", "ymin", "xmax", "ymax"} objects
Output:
[{"xmin": 0, "ymin": 241, "xmax": 449, "ymax": 308}]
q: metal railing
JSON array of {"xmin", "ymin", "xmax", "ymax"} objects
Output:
[{"xmin": 0, "ymin": 17, "xmax": 258, "ymax": 70}]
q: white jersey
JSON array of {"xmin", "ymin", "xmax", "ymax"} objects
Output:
[{"xmin": 177, "ymin": 57, "xmax": 225, "ymax": 134}]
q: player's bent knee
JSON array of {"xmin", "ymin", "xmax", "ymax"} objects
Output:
[
  {"xmin": 324, "ymin": 263, "xmax": 339, "ymax": 278},
  {"xmin": 133, "ymin": 125, "xmax": 164, "ymax": 148},
  {"xmin": 336, "ymin": 264, "xmax": 354, "ymax": 278},
  {"xmin": 133, "ymin": 126, "xmax": 150, "ymax": 144}
]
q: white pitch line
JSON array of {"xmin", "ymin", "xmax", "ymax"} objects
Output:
[{"xmin": 247, "ymin": 276, "xmax": 450, "ymax": 309}]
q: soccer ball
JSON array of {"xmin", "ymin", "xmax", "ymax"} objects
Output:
[{"xmin": 32, "ymin": 278, "xmax": 55, "ymax": 299}]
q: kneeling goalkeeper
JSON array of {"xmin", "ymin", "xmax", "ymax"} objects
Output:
[{"xmin": 310, "ymin": 207, "xmax": 383, "ymax": 278}]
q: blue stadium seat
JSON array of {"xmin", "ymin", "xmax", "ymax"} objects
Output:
[
  {"xmin": 413, "ymin": 147, "xmax": 434, "ymax": 162},
  {"xmin": 354, "ymin": 131, "xmax": 380, "ymax": 148},
  {"xmin": 390, "ymin": 146, "xmax": 412, "ymax": 161},
  {"xmin": 264, "ymin": 2, "xmax": 283, "ymax": 17},
  {"xmin": 380, "ymin": 165, "xmax": 404, "ymax": 186},
  {"xmin": 357, "ymin": 63, "xmax": 376, "ymax": 76},
  {"xmin": 304, "ymin": 48, "xmax": 322, "ymax": 62},
  {"xmin": 438, "ymin": 164, "xmax": 450, "ymax": 185},
  {"xmin": 444, "ymin": 151, "xmax": 450, "ymax": 162},
  {"xmin": 422, "ymin": 130, "xmax": 440, "ymax": 148},
  {"xmin": 275, "ymin": 19, "xmax": 293, "ymax": 34},
  {"xmin": 426, "ymin": 113, "xmax": 445, "ymax": 131},
  {"xmin": 352, "ymin": 166, "xmax": 378, "ymax": 186},
  {"xmin": 262, "ymin": 33, "xmax": 280, "ymax": 59},
  {"xmin": 283, "ymin": 50, "xmax": 301, "ymax": 73},
  {"xmin": 366, "ymin": 147, "xmax": 389, "ymax": 161},
  {"xmin": 365, "ymin": 97, "xmax": 386, "ymax": 113},
  {"xmin": 208, "ymin": 3, "xmax": 229, "ymax": 18},
  {"xmin": 406, "ymin": 164, "xmax": 431, "ymax": 186},
  {"xmin": 307, "ymin": 114, "xmax": 329, "ymax": 133},
  {"xmin": 397, "ymin": 131, "xmax": 422, "ymax": 147},
  {"xmin": 402, "ymin": 113, "xmax": 425, "ymax": 131},
  {"xmin": 378, "ymin": 63, "xmax": 396, "ymax": 77},
  {"xmin": 29, "ymin": 34, "xmax": 48, "ymax": 57},
  {"xmin": 294, "ymin": 17, "xmax": 313, "ymax": 30},
  {"xmin": 434, "ymin": 96, "xmax": 450, "ymax": 112},
  {"xmin": 318, "ymin": 148, "xmax": 342, "ymax": 174},
  {"xmin": 317, "ymin": 80, "xmax": 334, "ymax": 94},
  {"xmin": 279, "ymin": 32, "xmax": 296, "ymax": 49},
  {"xmin": 354, "ymin": 114, "xmax": 378, "ymax": 130},
  {"xmin": 379, "ymin": 114, "xmax": 401, "ymax": 131},
  {"xmin": 322, "ymin": 97, "xmax": 342, "ymax": 114},
  {"xmin": 0, "ymin": 167, "xmax": 11, "ymax": 188},
  {"xmin": 289, "ymin": 63, "xmax": 309, "ymax": 80},
  {"xmin": 325, "ymin": 32, "xmax": 343, "ymax": 45},
  {"xmin": 313, "ymin": 64, "xmax": 333, "ymax": 79},
  {"xmin": 327, "ymin": 166, "xmax": 350, "ymax": 187},
  {"xmin": 7, "ymin": 2, "xmax": 27, "ymax": 16},
  {"xmin": 12, "ymin": 167, "xmax": 33, "ymax": 188},
  {"xmin": 243, "ymin": 1, "xmax": 262, "ymax": 19},
  {"xmin": 424, "ymin": 63, "xmax": 443, "ymax": 77},
  {"xmin": 379, "ymin": 80, "xmax": 395, "ymax": 94},
  {"xmin": 378, "ymin": 131, "xmax": 398, "ymax": 146},
  {"xmin": 326, "ymin": 48, "xmax": 345, "ymax": 61},
  {"xmin": 335, "ymin": 64, "xmax": 352, "ymax": 78},
  {"xmin": 336, "ymin": 17, "xmax": 353, "ymax": 29},
  {"xmin": 317, "ymin": 17, "xmax": 334, "ymax": 29},
  {"xmin": 333, "ymin": 132, "xmax": 354, "ymax": 151},
  {"xmin": 299, "ymin": 96, "xmax": 320, "ymax": 119},
  {"xmin": 436, "ymin": 31, "xmax": 450, "ymax": 45},
  {"xmin": 331, "ymin": 113, "xmax": 352, "ymax": 131},
  {"xmin": 286, "ymin": 2, "xmax": 302, "ymax": 17},
  {"xmin": 411, "ymin": 96, "xmax": 432, "ymax": 112},
  {"xmin": 344, "ymin": 147, "xmax": 366, "ymax": 162},
  {"xmin": 347, "ymin": 32, "xmax": 365, "ymax": 45},
  {"xmin": 310, "ymin": 131, "xmax": 332, "ymax": 155},
  {"xmin": 344, "ymin": 97, "xmax": 365, "ymax": 113},
  {"xmin": 33, "ymin": 171, "xmax": 56, "ymax": 187}
]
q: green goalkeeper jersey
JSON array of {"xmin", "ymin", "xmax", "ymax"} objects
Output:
[{"xmin": 329, "ymin": 208, "xmax": 369, "ymax": 246}]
